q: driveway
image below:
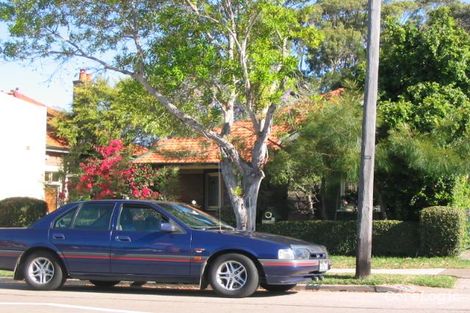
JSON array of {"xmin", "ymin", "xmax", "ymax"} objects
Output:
[{"xmin": 0, "ymin": 279, "xmax": 469, "ymax": 313}]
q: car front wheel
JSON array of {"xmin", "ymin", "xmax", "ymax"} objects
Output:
[
  {"xmin": 209, "ymin": 253, "xmax": 259, "ymax": 298},
  {"xmin": 24, "ymin": 251, "xmax": 65, "ymax": 290},
  {"xmin": 261, "ymin": 283, "xmax": 297, "ymax": 292}
]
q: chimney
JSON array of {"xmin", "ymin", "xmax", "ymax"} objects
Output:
[
  {"xmin": 78, "ymin": 69, "xmax": 87, "ymax": 82},
  {"xmin": 73, "ymin": 69, "xmax": 92, "ymax": 86}
]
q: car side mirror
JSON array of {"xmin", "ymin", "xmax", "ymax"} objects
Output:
[{"xmin": 160, "ymin": 222, "xmax": 178, "ymax": 233}]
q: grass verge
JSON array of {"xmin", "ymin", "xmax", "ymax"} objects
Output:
[
  {"xmin": 0, "ymin": 270, "xmax": 12, "ymax": 277},
  {"xmin": 330, "ymin": 255, "xmax": 470, "ymax": 269},
  {"xmin": 315, "ymin": 273, "xmax": 456, "ymax": 288}
]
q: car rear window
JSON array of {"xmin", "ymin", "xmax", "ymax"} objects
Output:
[{"xmin": 73, "ymin": 203, "xmax": 115, "ymax": 231}]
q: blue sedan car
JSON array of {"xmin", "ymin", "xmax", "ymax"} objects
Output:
[{"xmin": 0, "ymin": 200, "xmax": 330, "ymax": 297}]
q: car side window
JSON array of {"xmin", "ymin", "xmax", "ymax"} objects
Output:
[
  {"xmin": 73, "ymin": 203, "xmax": 115, "ymax": 231},
  {"xmin": 54, "ymin": 207, "xmax": 77, "ymax": 229},
  {"xmin": 117, "ymin": 205, "xmax": 168, "ymax": 232}
]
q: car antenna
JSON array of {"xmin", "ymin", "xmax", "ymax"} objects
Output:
[{"xmin": 218, "ymin": 161, "xmax": 222, "ymax": 232}]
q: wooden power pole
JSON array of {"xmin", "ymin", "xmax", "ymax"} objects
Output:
[{"xmin": 356, "ymin": 0, "xmax": 382, "ymax": 279}]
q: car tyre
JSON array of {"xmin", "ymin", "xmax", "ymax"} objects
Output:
[
  {"xmin": 24, "ymin": 251, "xmax": 66, "ymax": 290},
  {"xmin": 261, "ymin": 283, "xmax": 297, "ymax": 292},
  {"xmin": 209, "ymin": 253, "xmax": 259, "ymax": 298},
  {"xmin": 90, "ymin": 280, "xmax": 121, "ymax": 288}
]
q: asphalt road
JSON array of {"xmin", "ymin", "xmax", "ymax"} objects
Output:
[{"xmin": 0, "ymin": 279, "xmax": 469, "ymax": 313}]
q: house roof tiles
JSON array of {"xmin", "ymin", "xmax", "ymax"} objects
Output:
[
  {"xmin": 134, "ymin": 89, "xmax": 344, "ymax": 165},
  {"xmin": 134, "ymin": 120, "xmax": 283, "ymax": 165}
]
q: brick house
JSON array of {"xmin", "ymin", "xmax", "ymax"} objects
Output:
[{"xmin": 133, "ymin": 121, "xmax": 283, "ymax": 215}]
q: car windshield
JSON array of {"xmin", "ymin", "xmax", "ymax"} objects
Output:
[{"xmin": 159, "ymin": 203, "xmax": 234, "ymax": 230}]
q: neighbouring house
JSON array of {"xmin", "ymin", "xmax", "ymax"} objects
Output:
[
  {"xmin": 133, "ymin": 120, "xmax": 284, "ymax": 218},
  {"xmin": 44, "ymin": 106, "xmax": 69, "ymax": 210},
  {"xmin": 0, "ymin": 89, "xmax": 69, "ymax": 211},
  {"xmin": 0, "ymin": 90, "xmax": 47, "ymax": 201},
  {"xmin": 133, "ymin": 89, "xmax": 358, "ymax": 221}
]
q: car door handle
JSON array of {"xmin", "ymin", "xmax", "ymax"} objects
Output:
[
  {"xmin": 115, "ymin": 236, "xmax": 131, "ymax": 242},
  {"xmin": 52, "ymin": 234, "xmax": 65, "ymax": 240}
]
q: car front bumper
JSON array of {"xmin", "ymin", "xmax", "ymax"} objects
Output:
[{"xmin": 260, "ymin": 258, "xmax": 330, "ymax": 285}]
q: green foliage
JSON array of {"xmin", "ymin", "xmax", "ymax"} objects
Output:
[
  {"xmin": 380, "ymin": 83, "xmax": 470, "ymax": 135},
  {"xmin": 451, "ymin": 176, "xmax": 470, "ymax": 209},
  {"xmin": 420, "ymin": 206, "xmax": 467, "ymax": 256},
  {"xmin": 261, "ymin": 206, "xmax": 468, "ymax": 257},
  {"xmin": 56, "ymin": 79, "xmax": 183, "ymax": 176},
  {"xmin": 306, "ymin": 0, "xmax": 367, "ymax": 90},
  {"xmin": 0, "ymin": 197, "xmax": 48, "ymax": 227},
  {"xmin": 375, "ymin": 7, "xmax": 470, "ymax": 219},
  {"xmin": 271, "ymin": 90, "xmax": 362, "ymax": 182},
  {"xmin": 376, "ymin": 168, "xmax": 457, "ymax": 221},
  {"xmin": 267, "ymin": 89, "xmax": 362, "ymax": 217},
  {"xmin": 372, "ymin": 220, "xmax": 420, "ymax": 256},
  {"xmin": 306, "ymin": 0, "xmax": 430, "ymax": 91},
  {"xmin": 150, "ymin": 166, "xmax": 181, "ymax": 201},
  {"xmin": 380, "ymin": 7, "xmax": 470, "ymax": 101},
  {"xmin": 259, "ymin": 220, "xmax": 420, "ymax": 256}
]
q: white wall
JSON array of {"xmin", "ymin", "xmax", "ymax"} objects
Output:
[{"xmin": 0, "ymin": 92, "xmax": 47, "ymax": 200}]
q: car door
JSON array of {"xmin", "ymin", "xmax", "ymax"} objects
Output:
[
  {"xmin": 110, "ymin": 203, "xmax": 191, "ymax": 277},
  {"xmin": 49, "ymin": 201, "xmax": 116, "ymax": 274}
]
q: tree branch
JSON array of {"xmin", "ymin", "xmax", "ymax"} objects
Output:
[
  {"xmin": 48, "ymin": 30, "xmax": 134, "ymax": 76},
  {"xmin": 132, "ymin": 73, "xmax": 247, "ymax": 172},
  {"xmin": 251, "ymin": 103, "xmax": 277, "ymax": 168}
]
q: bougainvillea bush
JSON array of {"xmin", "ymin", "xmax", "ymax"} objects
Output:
[{"xmin": 72, "ymin": 139, "xmax": 179, "ymax": 200}]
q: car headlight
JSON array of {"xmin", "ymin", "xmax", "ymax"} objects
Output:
[
  {"xmin": 292, "ymin": 246, "xmax": 310, "ymax": 260},
  {"xmin": 320, "ymin": 245, "xmax": 329, "ymax": 258},
  {"xmin": 278, "ymin": 248, "xmax": 295, "ymax": 260}
]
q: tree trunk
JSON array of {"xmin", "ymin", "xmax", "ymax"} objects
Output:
[
  {"xmin": 320, "ymin": 177, "xmax": 328, "ymax": 220},
  {"xmin": 220, "ymin": 157, "xmax": 264, "ymax": 231},
  {"xmin": 242, "ymin": 170, "xmax": 264, "ymax": 231}
]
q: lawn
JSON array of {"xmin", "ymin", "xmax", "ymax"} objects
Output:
[
  {"xmin": 0, "ymin": 270, "xmax": 12, "ymax": 277},
  {"xmin": 330, "ymin": 255, "xmax": 470, "ymax": 269},
  {"xmin": 315, "ymin": 273, "xmax": 456, "ymax": 288}
]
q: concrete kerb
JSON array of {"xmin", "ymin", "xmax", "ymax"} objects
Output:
[
  {"xmin": 297, "ymin": 283, "xmax": 417, "ymax": 293},
  {"xmin": 328, "ymin": 268, "xmax": 447, "ymax": 275}
]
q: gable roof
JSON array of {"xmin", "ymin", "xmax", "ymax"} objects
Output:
[
  {"xmin": 2, "ymin": 90, "xmax": 69, "ymax": 151},
  {"xmin": 6, "ymin": 89, "xmax": 47, "ymax": 107},
  {"xmin": 46, "ymin": 107, "xmax": 68, "ymax": 150},
  {"xmin": 134, "ymin": 120, "xmax": 283, "ymax": 165},
  {"xmin": 134, "ymin": 89, "xmax": 345, "ymax": 165}
]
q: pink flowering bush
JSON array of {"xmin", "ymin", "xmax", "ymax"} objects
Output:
[{"xmin": 74, "ymin": 140, "xmax": 175, "ymax": 200}]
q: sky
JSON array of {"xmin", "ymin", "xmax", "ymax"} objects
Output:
[
  {"xmin": 0, "ymin": 59, "xmax": 89, "ymax": 111},
  {"xmin": 0, "ymin": 25, "xmax": 118, "ymax": 111}
]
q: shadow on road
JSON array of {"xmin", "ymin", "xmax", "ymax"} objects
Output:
[{"xmin": 0, "ymin": 278, "xmax": 294, "ymax": 298}]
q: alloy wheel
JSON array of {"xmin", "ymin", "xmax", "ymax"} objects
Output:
[
  {"xmin": 215, "ymin": 260, "xmax": 247, "ymax": 291},
  {"xmin": 27, "ymin": 257, "xmax": 55, "ymax": 285}
]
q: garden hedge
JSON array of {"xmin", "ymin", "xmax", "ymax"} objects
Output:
[
  {"xmin": 0, "ymin": 197, "xmax": 48, "ymax": 227},
  {"xmin": 258, "ymin": 220, "xmax": 420, "ymax": 256},
  {"xmin": 420, "ymin": 206, "xmax": 466, "ymax": 256},
  {"xmin": 259, "ymin": 207, "xmax": 467, "ymax": 257}
]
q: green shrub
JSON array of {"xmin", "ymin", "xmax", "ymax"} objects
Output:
[
  {"xmin": 0, "ymin": 197, "xmax": 48, "ymax": 227},
  {"xmin": 420, "ymin": 206, "xmax": 467, "ymax": 256},
  {"xmin": 372, "ymin": 221, "xmax": 419, "ymax": 256},
  {"xmin": 258, "ymin": 220, "xmax": 419, "ymax": 256}
]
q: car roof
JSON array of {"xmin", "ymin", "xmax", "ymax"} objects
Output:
[{"xmin": 67, "ymin": 199, "xmax": 182, "ymax": 206}]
